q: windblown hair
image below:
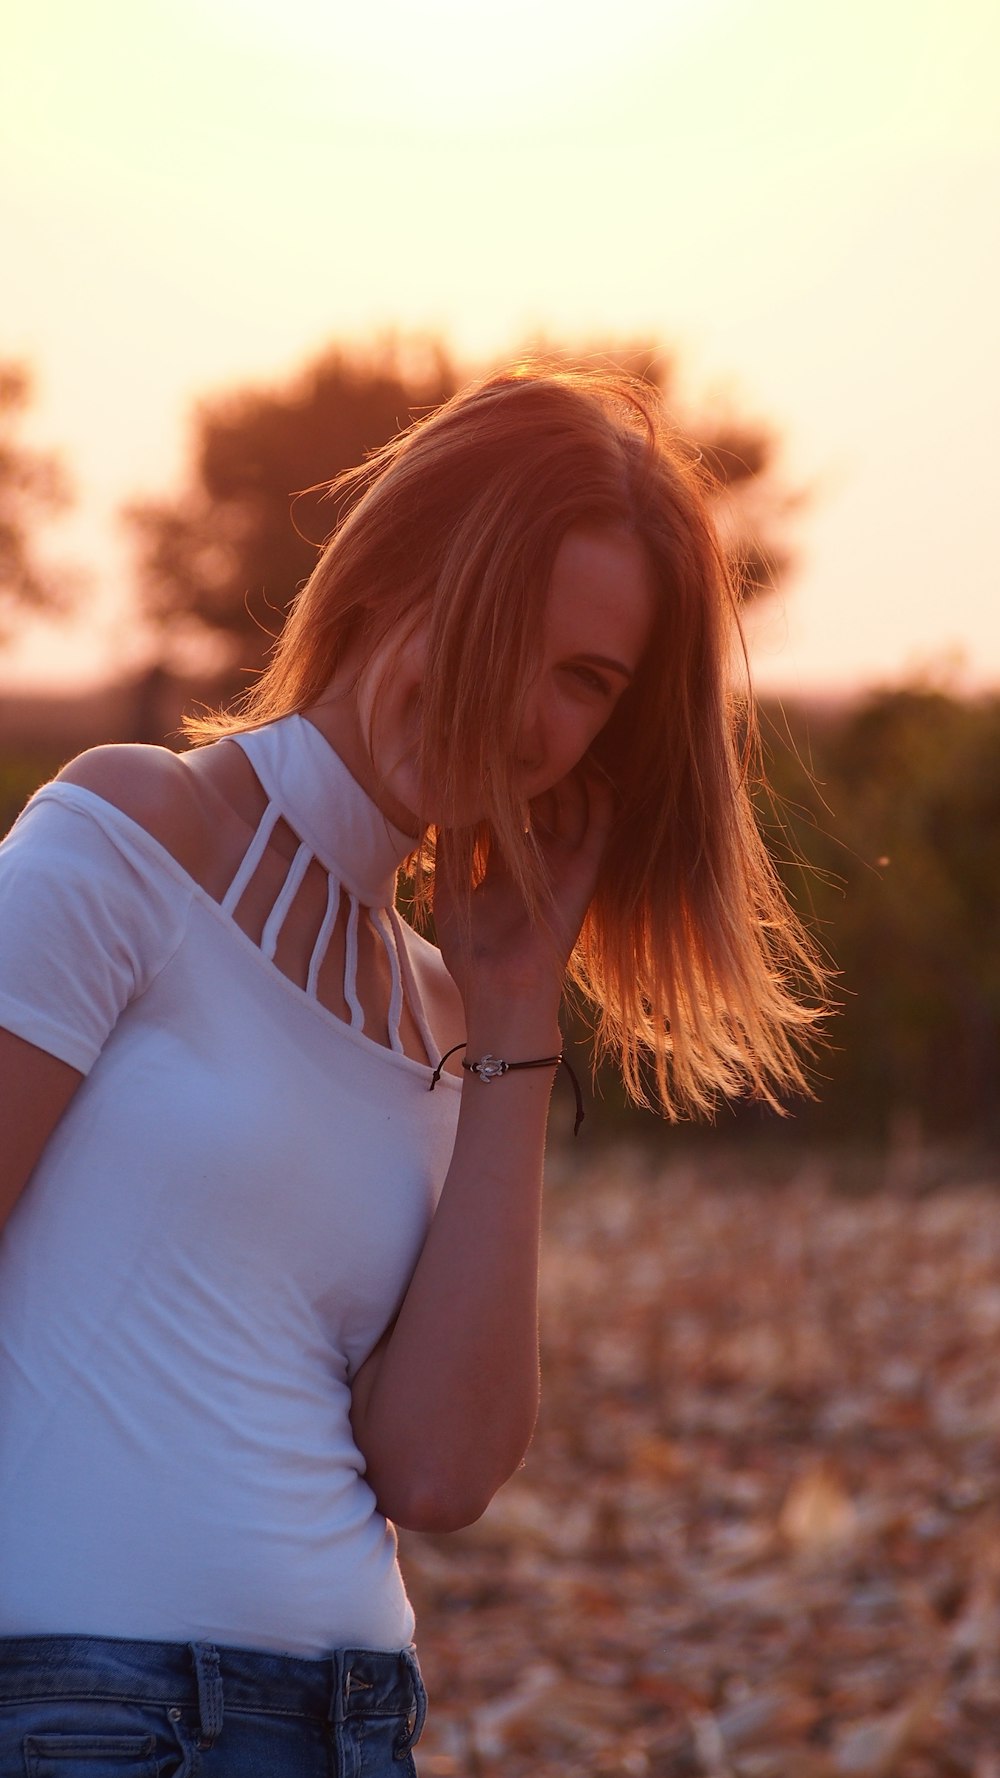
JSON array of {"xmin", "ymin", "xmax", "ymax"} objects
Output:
[{"xmin": 188, "ymin": 363, "xmax": 827, "ymax": 1116}]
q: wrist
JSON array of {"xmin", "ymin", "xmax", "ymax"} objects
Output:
[
  {"xmin": 463, "ymin": 1011, "xmax": 562, "ymax": 1059},
  {"xmin": 455, "ymin": 1038, "xmax": 585, "ymax": 1138},
  {"xmin": 463, "ymin": 953, "xmax": 563, "ymax": 1006}
]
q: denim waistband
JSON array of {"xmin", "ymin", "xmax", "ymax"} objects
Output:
[{"xmin": 0, "ymin": 1634, "xmax": 425, "ymax": 1744}]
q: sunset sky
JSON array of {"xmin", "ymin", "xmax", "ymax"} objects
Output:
[{"xmin": 2, "ymin": 0, "xmax": 997, "ymax": 696}]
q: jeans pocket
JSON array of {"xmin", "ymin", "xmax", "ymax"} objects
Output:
[{"xmin": 23, "ymin": 1736, "xmax": 158, "ymax": 1777}]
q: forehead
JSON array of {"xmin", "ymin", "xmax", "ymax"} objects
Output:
[{"xmin": 544, "ymin": 527, "xmax": 655, "ymax": 665}]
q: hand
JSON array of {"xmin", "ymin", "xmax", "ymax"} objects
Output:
[{"xmin": 433, "ymin": 766, "xmax": 615, "ymax": 1021}]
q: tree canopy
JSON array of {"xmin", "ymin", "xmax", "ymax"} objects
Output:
[
  {"xmin": 0, "ymin": 363, "xmax": 74, "ymax": 640},
  {"xmin": 125, "ymin": 340, "xmax": 460, "ymax": 674},
  {"xmin": 124, "ymin": 337, "xmax": 802, "ymax": 678}
]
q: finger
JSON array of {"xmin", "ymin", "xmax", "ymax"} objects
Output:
[
  {"xmin": 532, "ymin": 765, "xmax": 614, "ymax": 858},
  {"xmin": 529, "ymin": 771, "xmax": 590, "ymax": 850},
  {"xmin": 430, "ymin": 830, "xmax": 470, "ymax": 926},
  {"xmin": 578, "ymin": 763, "xmax": 617, "ymax": 854}
]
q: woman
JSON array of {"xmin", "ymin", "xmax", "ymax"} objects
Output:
[{"xmin": 0, "ymin": 365, "xmax": 823, "ymax": 1774}]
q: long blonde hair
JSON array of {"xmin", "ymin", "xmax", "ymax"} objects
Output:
[{"xmin": 188, "ymin": 364, "xmax": 827, "ymax": 1116}]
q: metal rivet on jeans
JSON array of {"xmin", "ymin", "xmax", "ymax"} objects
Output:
[{"xmin": 167, "ymin": 1707, "xmax": 182, "ymax": 1722}]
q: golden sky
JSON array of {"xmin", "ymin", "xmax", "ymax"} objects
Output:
[{"xmin": 2, "ymin": 0, "xmax": 998, "ymax": 693}]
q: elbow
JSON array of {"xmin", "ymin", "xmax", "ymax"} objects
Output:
[
  {"xmin": 371, "ymin": 1443, "xmax": 532, "ymax": 1533},
  {"xmin": 359, "ymin": 1405, "xmax": 539, "ymax": 1534},
  {"xmin": 377, "ymin": 1475, "xmax": 499, "ymax": 1535}
]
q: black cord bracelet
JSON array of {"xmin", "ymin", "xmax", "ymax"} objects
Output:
[{"xmin": 429, "ymin": 1043, "xmax": 585, "ymax": 1135}]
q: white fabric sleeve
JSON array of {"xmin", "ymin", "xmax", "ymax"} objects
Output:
[{"xmin": 0, "ymin": 784, "xmax": 192, "ymax": 1074}]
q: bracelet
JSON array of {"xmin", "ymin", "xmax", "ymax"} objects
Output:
[
  {"xmin": 465, "ymin": 1052, "xmax": 563, "ymax": 1081},
  {"xmin": 429, "ymin": 1043, "xmax": 585, "ymax": 1135}
]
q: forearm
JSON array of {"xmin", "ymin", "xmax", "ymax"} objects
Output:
[{"xmin": 350, "ymin": 997, "xmax": 561, "ymax": 1532}]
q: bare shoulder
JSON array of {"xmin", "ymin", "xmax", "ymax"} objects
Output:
[{"xmin": 57, "ymin": 744, "xmax": 211, "ymax": 879}]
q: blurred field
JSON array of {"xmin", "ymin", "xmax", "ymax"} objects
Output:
[{"xmin": 400, "ymin": 1146, "xmax": 1000, "ymax": 1777}]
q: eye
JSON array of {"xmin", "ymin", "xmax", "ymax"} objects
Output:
[{"xmin": 567, "ymin": 664, "xmax": 614, "ymax": 698}]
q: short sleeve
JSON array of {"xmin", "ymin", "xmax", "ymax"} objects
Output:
[{"xmin": 0, "ymin": 784, "xmax": 192, "ymax": 1074}]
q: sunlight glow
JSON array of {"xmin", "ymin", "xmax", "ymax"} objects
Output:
[
  {"xmin": 203, "ymin": 0, "xmax": 714, "ymax": 121},
  {"xmin": 2, "ymin": 0, "xmax": 998, "ymax": 692}
]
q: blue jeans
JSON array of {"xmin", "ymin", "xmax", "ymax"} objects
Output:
[{"xmin": 0, "ymin": 1635, "xmax": 427, "ymax": 1776}]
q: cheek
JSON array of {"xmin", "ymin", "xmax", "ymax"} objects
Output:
[
  {"xmin": 540, "ymin": 704, "xmax": 610, "ymax": 782},
  {"xmin": 362, "ymin": 639, "xmax": 427, "ymax": 766}
]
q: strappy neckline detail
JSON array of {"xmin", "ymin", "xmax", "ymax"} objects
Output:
[
  {"xmin": 24, "ymin": 776, "xmax": 459, "ymax": 1086},
  {"xmin": 230, "ymin": 714, "xmax": 414, "ymax": 906},
  {"xmin": 221, "ymin": 714, "xmax": 436, "ymax": 1064}
]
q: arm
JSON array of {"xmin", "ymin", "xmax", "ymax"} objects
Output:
[
  {"xmin": 350, "ymin": 772, "xmax": 612, "ymax": 1533},
  {"xmin": 0, "ymin": 748, "xmax": 194, "ymax": 1235},
  {"xmin": 0, "ymin": 1028, "xmax": 83, "ymax": 1232}
]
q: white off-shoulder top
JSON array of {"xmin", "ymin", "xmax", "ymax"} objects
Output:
[{"xmin": 0, "ymin": 715, "xmax": 462, "ymax": 1655}]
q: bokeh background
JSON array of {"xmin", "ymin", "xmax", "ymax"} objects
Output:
[
  {"xmin": 3, "ymin": 1, "xmax": 1000, "ymax": 1769},
  {"xmin": 4, "ymin": 0, "xmax": 998, "ymax": 696}
]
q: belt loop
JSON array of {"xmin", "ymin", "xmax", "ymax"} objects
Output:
[
  {"xmin": 188, "ymin": 1642, "xmax": 224, "ymax": 1748},
  {"xmin": 400, "ymin": 1646, "xmax": 428, "ymax": 1753},
  {"xmin": 327, "ymin": 1648, "xmax": 348, "ymax": 1727}
]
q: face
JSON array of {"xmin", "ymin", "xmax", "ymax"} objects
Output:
[
  {"xmin": 320, "ymin": 527, "xmax": 655, "ymax": 833},
  {"xmin": 508, "ymin": 526, "xmax": 655, "ymax": 806}
]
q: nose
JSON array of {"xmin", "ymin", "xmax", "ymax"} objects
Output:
[{"xmin": 514, "ymin": 689, "xmax": 546, "ymax": 774}]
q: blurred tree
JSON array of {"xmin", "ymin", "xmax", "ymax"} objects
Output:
[
  {"xmin": 124, "ymin": 339, "xmax": 461, "ymax": 679},
  {"xmin": 758, "ymin": 689, "xmax": 1000, "ymax": 1144},
  {"xmin": 124, "ymin": 336, "xmax": 801, "ymax": 678},
  {"xmin": 579, "ymin": 686, "xmax": 1000, "ymax": 1149},
  {"xmin": 513, "ymin": 338, "xmax": 802, "ymax": 603},
  {"xmin": 0, "ymin": 363, "xmax": 74, "ymax": 639}
]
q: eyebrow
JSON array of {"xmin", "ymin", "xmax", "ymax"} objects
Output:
[{"xmin": 575, "ymin": 653, "xmax": 636, "ymax": 681}]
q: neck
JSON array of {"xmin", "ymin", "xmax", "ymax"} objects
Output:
[{"xmin": 302, "ymin": 685, "xmax": 423, "ymax": 841}]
